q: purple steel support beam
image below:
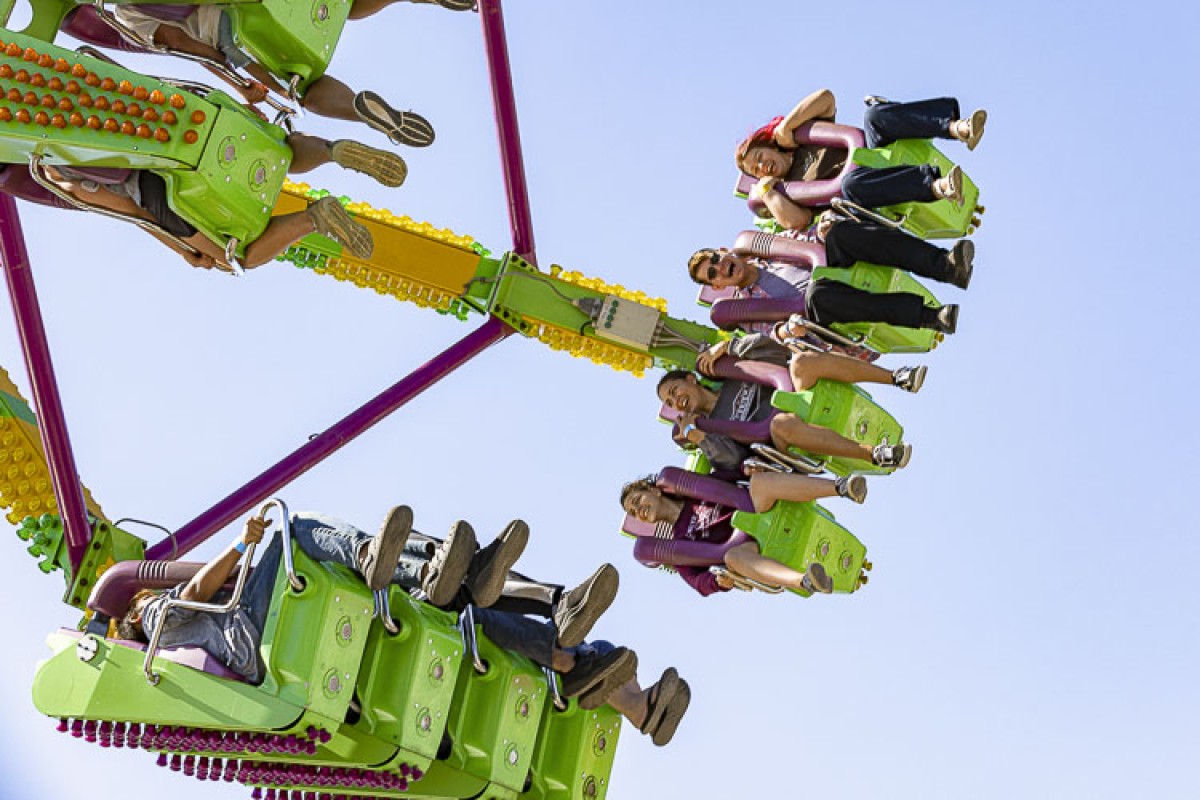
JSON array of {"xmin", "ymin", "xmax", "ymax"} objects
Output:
[
  {"xmin": 479, "ymin": 0, "xmax": 537, "ymax": 262},
  {"xmin": 146, "ymin": 316, "xmax": 512, "ymax": 560},
  {"xmin": 0, "ymin": 195, "xmax": 93, "ymax": 573}
]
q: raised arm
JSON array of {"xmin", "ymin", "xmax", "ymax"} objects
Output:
[
  {"xmin": 758, "ymin": 180, "xmax": 816, "ymax": 230},
  {"xmin": 179, "ymin": 515, "xmax": 266, "ymax": 603},
  {"xmin": 773, "ymin": 88, "xmax": 837, "ymax": 145}
]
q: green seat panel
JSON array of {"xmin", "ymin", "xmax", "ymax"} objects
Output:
[
  {"xmin": 427, "ymin": 627, "xmax": 548, "ymax": 795},
  {"xmin": 852, "ymin": 139, "xmax": 980, "ymax": 239},
  {"xmin": 770, "ymin": 379, "xmax": 904, "ymax": 477},
  {"xmin": 227, "ymin": 0, "xmax": 350, "ymax": 90},
  {"xmin": 813, "ymin": 263, "xmax": 942, "ymax": 354},
  {"xmin": 0, "ymin": 29, "xmax": 291, "ymax": 255},
  {"xmin": 733, "ymin": 501, "xmax": 868, "ymax": 595},
  {"xmin": 354, "ymin": 588, "xmax": 464, "ymax": 768},
  {"xmin": 525, "ymin": 699, "xmax": 622, "ymax": 800},
  {"xmin": 161, "ymin": 89, "xmax": 291, "ymax": 254},
  {"xmin": 256, "ymin": 542, "xmax": 374, "ymax": 724},
  {"xmin": 32, "ymin": 629, "xmax": 302, "ymax": 729}
]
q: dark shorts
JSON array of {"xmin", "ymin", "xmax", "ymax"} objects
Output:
[{"xmin": 137, "ymin": 171, "xmax": 196, "ymax": 238}]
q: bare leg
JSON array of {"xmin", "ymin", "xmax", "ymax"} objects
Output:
[
  {"xmin": 724, "ymin": 541, "xmax": 806, "ymax": 591},
  {"xmin": 770, "ymin": 414, "xmax": 873, "ymax": 462},
  {"xmin": 747, "ymin": 472, "xmax": 838, "ymax": 513},
  {"xmin": 285, "ymin": 133, "xmax": 335, "ymax": 174},
  {"xmin": 298, "ymin": 75, "xmax": 358, "ymax": 121},
  {"xmin": 604, "ymin": 678, "xmax": 649, "ymax": 729},
  {"xmin": 789, "ymin": 351, "xmax": 894, "ymax": 391},
  {"xmin": 348, "ymin": 0, "xmax": 402, "ymax": 19},
  {"xmin": 241, "ymin": 211, "xmax": 315, "ymax": 268}
]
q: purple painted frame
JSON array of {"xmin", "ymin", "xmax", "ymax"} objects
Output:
[
  {"xmin": 1, "ymin": 0, "xmax": 539, "ymax": 565},
  {"xmin": 0, "ymin": 195, "xmax": 93, "ymax": 574}
]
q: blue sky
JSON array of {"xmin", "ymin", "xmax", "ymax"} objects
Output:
[{"xmin": 1, "ymin": 1, "xmax": 1198, "ymax": 798}]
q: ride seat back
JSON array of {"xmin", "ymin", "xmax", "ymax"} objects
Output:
[
  {"xmin": 354, "ymin": 588, "xmax": 463, "ymax": 767},
  {"xmin": 525, "ymin": 699, "xmax": 622, "ymax": 800},
  {"xmin": 769, "ymin": 379, "xmax": 903, "ymax": 477},
  {"xmin": 812, "ymin": 262, "xmax": 942, "ymax": 354},
  {"xmin": 437, "ymin": 626, "xmax": 547, "ymax": 794},
  {"xmin": 256, "ymin": 541, "xmax": 374, "ymax": 722},
  {"xmin": 732, "ymin": 501, "xmax": 867, "ymax": 594},
  {"xmin": 227, "ymin": 0, "xmax": 350, "ymax": 90},
  {"xmin": 851, "ymin": 138, "xmax": 979, "ymax": 239}
]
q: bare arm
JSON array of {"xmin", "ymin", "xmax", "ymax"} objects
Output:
[
  {"xmin": 179, "ymin": 516, "xmax": 266, "ymax": 603},
  {"xmin": 762, "ymin": 185, "xmax": 815, "ymax": 230},
  {"xmin": 154, "ymin": 24, "xmax": 225, "ymax": 62},
  {"xmin": 774, "ymin": 88, "xmax": 837, "ymax": 146}
]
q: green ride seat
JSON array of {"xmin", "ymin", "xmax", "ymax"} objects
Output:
[
  {"xmin": 352, "ymin": 586, "xmax": 465, "ymax": 778},
  {"xmin": 732, "ymin": 500, "xmax": 870, "ymax": 595},
  {"xmin": 226, "ymin": 0, "xmax": 350, "ymax": 92},
  {"xmin": 812, "ymin": 262, "xmax": 943, "ymax": 354},
  {"xmin": 418, "ymin": 615, "xmax": 549, "ymax": 799},
  {"xmin": 770, "ymin": 378, "xmax": 904, "ymax": 477},
  {"xmin": 851, "ymin": 138, "xmax": 981, "ymax": 239},
  {"xmin": 524, "ymin": 696, "xmax": 622, "ymax": 800},
  {"xmin": 0, "ymin": 28, "xmax": 293, "ymax": 256}
]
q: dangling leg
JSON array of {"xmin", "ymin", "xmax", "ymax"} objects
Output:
[
  {"xmin": 286, "ymin": 132, "xmax": 408, "ymax": 187},
  {"xmin": 770, "ymin": 413, "xmax": 874, "ymax": 463},
  {"xmin": 724, "ymin": 541, "xmax": 831, "ymax": 593},
  {"xmin": 747, "ymin": 471, "xmax": 866, "ymax": 510}
]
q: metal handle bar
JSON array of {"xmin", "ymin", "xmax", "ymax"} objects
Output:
[
  {"xmin": 830, "ymin": 197, "xmax": 907, "ymax": 230},
  {"xmin": 544, "ymin": 666, "xmax": 567, "ymax": 711},
  {"xmin": 749, "ymin": 442, "xmax": 825, "ymax": 475},
  {"xmin": 709, "ymin": 565, "xmax": 785, "ymax": 594},
  {"xmin": 458, "ymin": 605, "xmax": 488, "ymax": 675}
]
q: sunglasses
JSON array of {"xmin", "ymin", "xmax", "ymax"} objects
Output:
[{"xmin": 700, "ymin": 251, "xmax": 730, "ymax": 284}]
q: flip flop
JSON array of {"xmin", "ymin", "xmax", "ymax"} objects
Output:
[{"xmin": 639, "ymin": 668, "xmax": 691, "ymax": 746}]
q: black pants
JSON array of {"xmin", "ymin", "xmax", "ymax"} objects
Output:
[
  {"xmin": 862, "ymin": 97, "xmax": 960, "ymax": 148},
  {"xmin": 841, "ymin": 164, "xmax": 939, "ymax": 209},
  {"xmin": 839, "ymin": 96, "xmax": 961, "ymax": 209},
  {"xmin": 807, "ymin": 280, "xmax": 936, "ymax": 330},
  {"xmin": 137, "ymin": 171, "xmax": 197, "ymax": 238},
  {"xmin": 824, "ymin": 220, "xmax": 954, "ymax": 284}
]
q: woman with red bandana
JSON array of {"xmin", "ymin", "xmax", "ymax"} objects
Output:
[{"xmin": 736, "ymin": 89, "xmax": 987, "ymax": 231}]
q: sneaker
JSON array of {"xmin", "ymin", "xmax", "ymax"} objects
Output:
[
  {"xmin": 958, "ymin": 108, "xmax": 988, "ymax": 151},
  {"xmin": 308, "ymin": 196, "xmax": 373, "ymax": 259},
  {"xmin": 947, "ymin": 239, "xmax": 975, "ymax": 289},
  {"xmin": 353, "ymin": 90, "xmax": 435, "ymax": 147},
  {"xmin": 637, "ymin": 667, "xmax": 691, "ymax": 747},
  {"xmin": 892, "ymin": 365, "xmax": 928, "ymax": 394},
  {"xmin": 329, "ymin": 140, "xmax": 408, "ymax": 188},
  {"xmin": 834, "ymin": 474, "xmax": 868, "ymax": 504},
  {"xmin": 933, "ymin": 164, "xmax": 964, "ymax": 207},
  {"xmin": 933, "ymin": 304, "xmax": 959, "ymax": 335},
  {"xmin": 560, "ymin": 645, "xmax": 637, "ymax": 698},
  {"xmin": 422, "ymin": 520, "xmax": 476, "ymax": 607},
  {"xmin": 803, "ymin": 562, "xmax": 834, "ymax": 594},
  {"xmin": 464, "ymin": 519, "xmax": 529, "ymax": 608},
  {"xmin": 871, "ymin": 442, "xmax": 913, "ymax": 469},
  {"xmin": 358, "ymin": 506, "xmax": 412, "ymax": 591},
  {"xmin": 554, "ymin": 564, "xmax": 619, "ymax": 648}
]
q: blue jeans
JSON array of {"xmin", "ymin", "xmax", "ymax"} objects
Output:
[
  {"xmin": 474, "ymin": 609, "xmax": 615, "ymax": 670},
  {"xmin": 241, "ymin": 512, "xmax": 431, "ymax": 634},
  {"xmin": 862, "ymin": 97, "xmax": 960, "ymax": 148}
]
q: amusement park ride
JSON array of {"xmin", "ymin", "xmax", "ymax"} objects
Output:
[{"xmin": 0, "ymin": 0, "xmax": 983, "ymax": 797}]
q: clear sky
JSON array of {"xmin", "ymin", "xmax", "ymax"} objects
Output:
[{"xmin": 1, "ymin": 1, "xmax": 1198, "ymax": 798}]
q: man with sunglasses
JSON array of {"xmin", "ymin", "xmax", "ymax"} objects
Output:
[{"xmin": 687, "ymin": 217, "xmax": 968, "ymax": 335}]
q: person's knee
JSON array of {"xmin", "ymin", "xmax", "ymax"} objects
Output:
[
  {"xmin": 789, "ymin": 352, "xmax": 818, "ymax": 390},
  {"xmin": 769, "ymin": 413, "xmax": 798, "ymax": 447}
]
